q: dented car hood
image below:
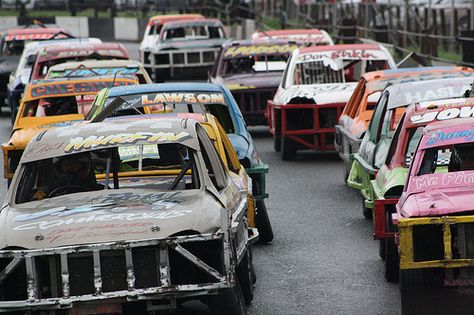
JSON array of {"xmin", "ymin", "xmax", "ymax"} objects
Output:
[
  {"xmin": 0, "ymin": 188, "xmax": 221, "ymax": 249},
  {"xmin": 400, "ymin": 187, "xmax": 474, "ymax": 218},
  {"xmin": 5, "ymin": 116, "xmax": 83, "ymax": 149},
  {"xmin": 274, "ymin": 82, "xmax": 357, "ymax": 105}
]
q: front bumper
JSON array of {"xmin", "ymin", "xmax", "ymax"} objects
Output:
[
  {"xmin": 141, "ymin": 48, "xmax": 219, "ymax": 78},
  {"xmin": 267, "ymin": 100, "xmax": 345, "ymax": 152},
  {"xmin": 245, "ymin": 162, "xmax": 269, "ymax": 202},
  {"xmin": 230, "ymin": 88, "xmax": 276, "ymax": 126},
  {"xmin": 334, "ymin": 124, "xmax": 362, "ymax": 163},
  {"xmin": 0, "ymin": 233, "xmax": 232, "ymax": 312},
  {"xmin": 399, "ymin": 215, "xmax": 474, "ymax": 277}
]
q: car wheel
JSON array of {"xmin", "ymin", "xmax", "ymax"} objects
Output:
[
  {"xmin": 400, "ymin": 269, "xmax": 424, "ymax": 315},
  {"xmin": 342, "ymin": 161, "xmax": 350, "ymax": 182},
  {"xmin": 281, "ymin": 137, "xmax": 297, "ymax": 161},
  {"xmin": 273, "ymin": 134, "xmax": 281, "ymax": 152},
  {"xmin": 209, "ymin": 278, "xmax": 247, "ymax": 315},
  {"xmin": 255, "ymin": 200, "xmax": 274, "ymax": 243},
  {"xmin": 237, "ymin": 248, "xmax": 254, "ymax": 305},
  {"xmin": 362, "ymin": 197, "xmax": 372, "ymax": 220},
  {"xmin": 384, "ymin": 237, "xmax": 399, "ymax": 282},
  {"xmin": 379, "ymin": 239, "xmax": 385, "ymax": 261}
]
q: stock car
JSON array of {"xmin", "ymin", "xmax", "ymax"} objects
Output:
[
  {"xmin": 45, "ymin": 59, "xmax": 152, "ymax": 83},
  {"xmin": 335, "ymin": 66, "xmax": 474, "ymax": 180},
  {"xmin": 393, "ymin": 119, "xmax": 474, "ymax": 314},
  {"xmin": 267, "ymin": 43, "xmax": 396, "ymax": 160},
  {"xmin": 0, "ymin": 25, "xmax": 72, "ymax": 112},
  {"xmin": 0, "ymin": 117, "xmax": 255, "ymax": 314},
  {"xmin": 372, "ymin": 98, "xmax": 474, "ymax": 282},
  {"xmin": 139, "ymin": 14, "xmax": 228, "ymax": 81},
  {"xmin": 251, "ymin": 29, "xmax": 334, "ymax": 46},
  {"xmin": 6, "ymin": 37, "xmax": 103, "ymax": 123},
  {"xmin": 209, "ymin": 39, "xmax": 302, "ymax": 126},
  {"xmin": 29, "ymin": 42, "xmax": 130, "ymax": 82},
  {"xmin": 1, "ymin": 76, "xmax": 138, "ymax": 184},
  {"xmin": 86, "ymin": 83, "xmax": 274, "ymax": 243},
  {"xmin": 347, "ymin": 76, "xmax": 473, "ymax": 219}
]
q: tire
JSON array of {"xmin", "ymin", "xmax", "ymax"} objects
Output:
[
  {"xmin": 273, "ymin": 134, "xmax": 281, "ymax": 152},
  {"xmin": 237, "ymin": 248, "xmax": 254, "ymax": 305},
  {"xmin": 400, "ymin": 269, "xmax": 424, "ymax": 315},
  {"xmin": 342, "ymin": 161, "xmax": 350, "ymax": 182},
  {"xmin": 379, "ymin": 239, "xmax": 385, "ymax": 261},
  {"xmin": 384, "ymin": 237, "xmax": 399, "ymax": 282},
  {"xmin": 209, "ymin": 278, "xmax": 247, "ymax": 315},
  {"xmin": 362, "ymin": 197, "xmax": 372, "ymax": 220},
  {"xmin": 255, "ymin": 200, "xmax": 274, "ymax": 243},
  {"xmin": 281, "ymin": 136, "xmax": 297, "ymax": 161}
]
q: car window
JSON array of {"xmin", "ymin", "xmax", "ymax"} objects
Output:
[
  {"xmin": 15, "ymin": 144, "xmax": 200, "ymax": 204},
  {"xmin": 197, "ymin": 125, "xmax": 228, "ymax": 190},
  {"xmin": 403, "ymin": 127, "xmax": 424, "ymax": 167},
  {"xmin": 369, "ymin": 91, "xmax": 388, "ymax": 142},
  {"xmin": 345, "ymin": 79, "xmax": 365, "ymax": 118},
  {"xmin": 385, "ymin": 114, "xmax": 404, "ymax": 166},
  {"xmin": 417, "ymin": 143, "xmax": 474, "ymax": 175}
]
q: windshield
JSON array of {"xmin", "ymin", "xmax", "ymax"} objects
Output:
[
  {"xmin": 15, "ymin": 144, "xmax": 200, "ymax": 204},
  {"xmin": 162, "ymin": 25, "xmax": 223, "ymax": 40},
  {"xmin": 417, "ymin": 143, "xmax": 474, "ymax": 176},
  {"xmin": 1, "ymin": 40, "xmax": 25, "ymax": 55},
  {"xmin": 22, "ymin": 95, "xmax": 96, "ymax": 117},
  {"xmin": 221, "ymin": 54, "xmax": 288, "ymax": 75},
  {"xmin": 90, "ymin": 92, "xmax": 235, "ymax": 133},
  {"xmin": 293, "ymin": 59, "xmax": 388, "ymax": 85}
]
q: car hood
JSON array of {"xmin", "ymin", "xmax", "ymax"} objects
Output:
[
  {"xmin": 400, "ymin": 187, "xmax": 474, "ymax": 218},
  {"xmin": 274, "ymin": 82, "xmax": 357, "ymax": 105},
  {"xmin": 215, "ymin": 72, "xmax": 283, "ymax": 90},
  {"xmin": 8, "ymin": 118, "xmax": 83, "ymax": 149},
  {"xmin": 0, "ymin": 55, "xmax": 20, "ymax": 75},
  {"xmin": 0, "ymin": 189, "xmax": 221, "ymax": 249}
]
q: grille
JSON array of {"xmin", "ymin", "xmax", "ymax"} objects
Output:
[
  {"xmin": 412, "ymin": 225, "xmax": 445, "ymax": 262},
  {"xmin": 155, "ymin": 53, "xmax": 170, "ymax": 65},
  {"xmin": 143, "ymin": 51, "xmax": 150, "ymax": 64},
  {"xmin": 231, "ymin": 88, "xmax": 276, "ymax": 125},
  {"xmin": 0, "ymin": 237, "xmax": 224, "ymax": 302}
]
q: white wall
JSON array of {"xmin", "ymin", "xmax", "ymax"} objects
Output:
[
  {"xmin": 55, "ymin": 16, "xmax": 89, "ymax": 37},
  {"xmin": 114, "ymin": 17, "xmax": 139, "ymax": 41}
]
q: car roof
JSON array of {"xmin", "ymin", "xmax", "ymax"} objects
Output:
[
  {"xmin": 223, "ymin": 38, "xmax": 300, "ymax": 47},
  {"xmin": 364, "ymin": 66, "xmax": 473, "ymax": 92},
  {"xmin": 4, "ymin": 27, "xmax": 65, "ymax": 35},
  {"xmin": 107, "ymin": 82, "xmax": 223, "ymax": 98},
  {"xmin": 299, "ymin": 43, "xmax": 382, "ymax": 54},
  {"xmin": 36, "ymin": 42, "xmax": 129, "ymax": 61},
  {"xmin": 424, "ymin": 117, "xmax": 474, "ymax": 134},
  {"xmin": 48, "ymin": 59, "xmax": 143, "ymax": 71},
  {"xmin": 420, "ymin": 118, "xmax": 474, "ymax": 149},
  {"xmin": 256, "ymin": 29, "xmax": 324, "ymax": 36},
  {"xmin": 162, "ymin": 18, "xmax": 222, "ymax": 27},
  {"xmin": 22, "ymin": 118, "xmax": 200, "ymax": 163},
  {"xmin": 23, "ymin": 76, "xmax": 137, "ymax": 101},
  {"xmin": 147, "ymin": 14, "xmax": 204, "ymax": 26},
  {"xmin": 385, "ymin": 76, "xmax": 474, "ymax": 109},
  {"xmin": 24, "ymin": 37, "xmax": 102, "ymax": 51}
]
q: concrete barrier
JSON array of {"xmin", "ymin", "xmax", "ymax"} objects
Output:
[
  {"xmin": 55, "ymin": 16, "xmax": 89, "ymax": 37},
  {"xmin": 0, "ymin": 16, "xmax": 17, "ymax": 31},
  {"xmin": 114, "ymin": 17, "xmax": 139, "ymax": 41}
]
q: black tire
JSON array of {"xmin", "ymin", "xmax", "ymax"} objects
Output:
[
  {"xmin": 237, "ymin": 248, "xmax": 254, "ymax": 305},
  {"xmin": 342, "ymin": 161, "xmax": 350, "ymax": 182},
  {"xmin": 209, "ymin": 278, "xmax": 247, "ymax": 315},
  {"xmin": 281, "ymin": 137, "xmax": 297, "ymax": 161},
  {"xmin": 273, "ymin": 134, "xmax": 281, "ymax": 152},
  {"xmin": 362, "ymin": 197, "xmax": 372, "ymax": 220},
  {"xmin": 384, "ymin": 237, "xmax": 399, "ymax": 282},
  {"xmin": 400, "ymin": 269, "xmax": 424, "ymax": 315},
  {"xmin": 379, "ymin": 239, "xmax": 385, "ymax": 261},
  {"xmin": 255, "ymin": 200, "xmax": 274, "ymax": 243}
]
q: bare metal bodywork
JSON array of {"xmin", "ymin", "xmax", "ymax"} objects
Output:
[{"xmin": 0, "ymin": 118, "xmax": 254, "ymax": 313}]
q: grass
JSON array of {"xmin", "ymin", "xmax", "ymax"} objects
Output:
[{"xmin": 0, "ymin": 9, "xmax": 170, "ymax": 18}]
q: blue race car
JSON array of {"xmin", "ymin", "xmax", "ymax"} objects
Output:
[{"xmin": 87, "ymin": 82, "xmax": 273, "ymax": 242}]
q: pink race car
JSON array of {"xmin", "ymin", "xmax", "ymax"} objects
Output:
[{"xmin": 393, "ymin": 118, "xmax": 474, "ymax": 314}]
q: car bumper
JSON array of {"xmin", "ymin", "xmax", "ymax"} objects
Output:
[{"xmin": 334, "ymin": 124, "xmax": 362, "ymax": 163}]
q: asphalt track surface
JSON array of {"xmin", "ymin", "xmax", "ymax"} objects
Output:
[{"xmin": 0, "ymin": 41, "xmax": 401, "ymax": 314}]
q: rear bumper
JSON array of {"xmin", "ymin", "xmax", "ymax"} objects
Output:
[{"xmin": 267, "ymin": 100, "xmax": 345, "ymax": 152}]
